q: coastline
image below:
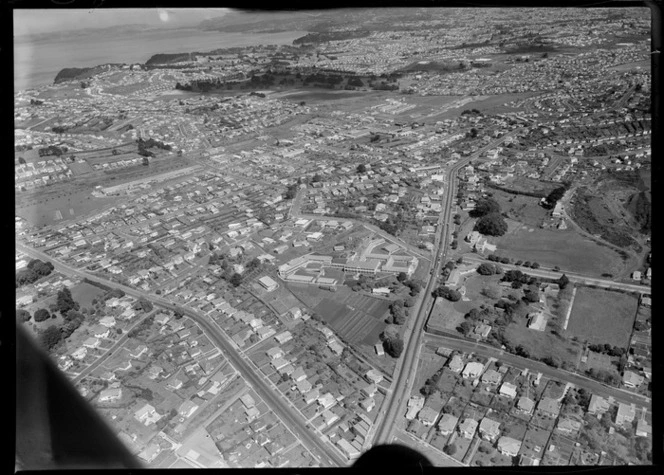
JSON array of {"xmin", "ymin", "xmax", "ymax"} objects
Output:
[{"xmin": 15, "ymin": 28, "xmax": 308, "ymax": 93}]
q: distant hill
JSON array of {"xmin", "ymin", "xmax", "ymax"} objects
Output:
[{"xmin": 53, "ymin": 64, "xmax": 124, "ymax": 84}]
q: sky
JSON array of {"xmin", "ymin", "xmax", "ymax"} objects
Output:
[{"xmin": 14, "ymin": 8, "xmax": 230, "ymax": 37}]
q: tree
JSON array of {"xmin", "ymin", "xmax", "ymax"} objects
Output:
[
  {"xmin": 397, "ymin": 272, "xmax": 408, "ymax": 282},
  {"xmin": 136, "ymin": 298, "xmax": 153, "ymax": 313},
  {"xmin": 16, "ymin": 309, "xmax": 31, "ymax": 322},
  {"xmin": 357, "ymin": 164, "xmax": 367, "ymax": 173},
  {"xmin": 142, "ymin": 157, "xmax": 150, "ymax": 166},
  {"xmin": 475, "ymin": 213, "xmax": 508, "ymax": 236},
  {"xmin": 432, "ymin": 285, "xmax": 461, "ymax": 302},
  {"xmin": 18, "ymin": 156, "xmax": 26, "ymax": 165},
  {"xmin": 477, "ymin": 263, "xmax": 497, "ymax": 275},
  {"xmin": 470, "ymin": 198, "xmax": 500, "ymax": 218},
  {"xmin": 523, "ymin": 287, "xmax": 540, "ymax": 303},
  {"xmin": 229, "ymin": 273, "xmax": 243, "ymax": 287},
  {"xmin": 57, "ymin": 287, "xmax": 79, "ymax": 314},
  {"xmin": 404, "ymin": 279, "xmax": 421, "ymax": 296},
  {"xmin": 383, "ymin": 336, "xmax": 404, "ymax": 358},
  {"xmin": 458, "ymin": 320, "xmax": 474, "ymax": 336},
  {"xmin": 444, "ymin": 444, "xmax": 457, "ymax": 456},
  {"xmin": 558, "ymin": 274, "xmax": 570, "ymax": 290},
  {"xmin": 40, "ymin": 325, "xmax": 62, "ymax": 350},
  {"xmin": 530, "ymin": 262, "xmax": 540, "ymax": 269},
  {"xmin": 34, "ymin": 308, "xmax": 51, "ymax": 322},
  {"xmin": 515, "ymin": 345, "xmax": 530, "ymax": 358}
]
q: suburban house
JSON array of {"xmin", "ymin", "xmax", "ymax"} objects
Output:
[
  {"xmin": 622, "ymin": 370, "xmax": 644, "ymax": 388},
  {"xmin": 458, "ymin": 418, "xmax": 478, "ymax": 439},
  {"xmin": 479, "ymin": 417, "xmax": 501, "ymax": 442},
  {"xmin": 98, "ymin": 388, "xmax": 122, "ymax": 402},
  {"xmin": 497, "ymin": 436, "xmax": 522, "ymax": 457},
  {"xmin": 417, "ymin": 407, "xmax": 439, "ymax": 427},
  {"xmin": 462, "ymin": 362, "xmax": 484, "ymax": 379},
  {"xmin": 481, "ymin": 369, "xmax": 502, "ymax": 386},
  {"xmin": 447, "ymin": 354, "xmax": 465, "ymax": 373},
  {"xmin": 636, "ymin": 419, "xmax": 652, "ymax": 437},
  {"xmin": 615, "ymin": 403, "xmax": 636, "ymax": 426},
  {"xmin": 499, "ymin": 382, "xmax": 518, "ymax": 399},
  {"xmin": 406, "ymin": 396, "xmax": 425, "ymax": 420},
  {"xmin": 537, "ymin": 397, "xmax": 561, "ymax": 418},
  {"xmin": 437, "ymin": 414, "xmax": 459, "ymax": 436},
  {"xmin": 587, "ymin": 394, "xmax": 610, "ymax": 415},
  {"xmin": 134, "ymin": 403, "xmax": 161, "ymax": 426},
  {"xmin": 516, "ymin": 397, "xmax": 535, "ymax": 415},
  {"xmin": 556, "ymin": 417, "xmax": 582, "ymax": 435}
]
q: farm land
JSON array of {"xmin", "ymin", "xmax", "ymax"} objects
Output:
[{"xmin": 566, "ymin": 287, "xmax": 639, "ymax": 347}]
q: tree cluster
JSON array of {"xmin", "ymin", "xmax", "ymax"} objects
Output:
[
  {"xmin": 382, "ymin": 336, "xmax": 404, "ymax": 358},
  {"xmin": 476, "ymin": 263, "xmax": 502, "ymax": 275},
  {"xmin": 475, "ymin": 213, "xmax": 508, "ymax": 236},
  {"xmin": 420, "ymin": 367, "xmax": 444, "ymax": 397},
  {"xmin": 432, "ymin": 285, "xmax": 462, "ymax": 302},
  {"xmin": 134, "ymin": 298, "xmax": 154, "ymax": 313},
  {"xmin": 386, "ymin": 300, "xmax": 408, "ymax": 325},
  {"xmin": 542, "ymin": 185, "xmax": 568, "ymax": 209},
  {"xmin": 403, "ymin": 279, "xmax": 422, "ymax": 296},
  {"xmin": 57, "ymin": 287, "xmax": 80, "ymax": 314},
  {"xmin": 587, "ymin": 343, "xmax": 626, "ymax": 357},
  {"xmin": 284, "ymin": 183, "xmax": 298, "ymax": 200},
  {"xmin": 38, "ymin": 145, "xmax": 68, "ymax": 157},
  {"xmin": 469, "ymin": 197, "xmax": 501, "ymax": 218},
  {"xmin": 487, "ymin": 254, "xmax": 511, "ymax": 264},
  {"xmin": 16, "ymin": 309, "xmax": 31, "ymax": 322},
  {"xmin": 501, "ymin": 269, "xmax": 536, "ymax": 285},
  {"xmin": 16, "ymin": 259, "xmax": 55, "ymax": 288},
  {"xmin": 34, "ymin": 308, "xmax": 52, "ymax": 323}
]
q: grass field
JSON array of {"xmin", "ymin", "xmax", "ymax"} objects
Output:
[
  {"xmin": 493, "ymin": 223, "xmax": 625, "ymax": 277},
  {"xmin": 70, "ymin": 281, "xmax": 107, "ymax": 309},
  {"xmin": 503, "ymin": 322, "xmax": 582, "ymax": 368},
  {"xmin": 567, "ymin": 287, "xmax": 639, "ymax": 347},
  {"xmin": 16, "ymin": 189, "xmax": 118, "ymax": 227}
]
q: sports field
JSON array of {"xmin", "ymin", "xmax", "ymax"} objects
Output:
[
  {"xmin": 16, "ymin": 189, "xmax": 117, "ymax": 227},
  {"xmin": 567, "ymin": 287, "xmax": 639, "ymax": 347}
]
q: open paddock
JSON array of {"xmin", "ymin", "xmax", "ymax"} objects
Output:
[
  {"xmin": 70, "ymin": 281, "xmax": 107, "ymax": 309},
  {"xmin": 567, "ymin": 287, "xmax": 638, "ymax": 347},
  {"xmin": 493, "ymin": 224, "xmax": 625, "ymax": 277},
  {"xmin": 503, "ymin": 321, "xmax": 582, "ymax": 368}
]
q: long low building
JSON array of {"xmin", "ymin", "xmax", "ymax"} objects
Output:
[{"xmin": 258, "ymin": 276, "xmax": 278, "ymax": 291}]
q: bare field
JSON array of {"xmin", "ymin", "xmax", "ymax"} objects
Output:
[{"xmin": 567, "ymin": 287, "xmax": 638, "ymax": 347}]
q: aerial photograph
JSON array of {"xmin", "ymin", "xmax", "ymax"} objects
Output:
[{"xmin": 14, "ymin": 6, "xmax": 654, "ymax": 469}]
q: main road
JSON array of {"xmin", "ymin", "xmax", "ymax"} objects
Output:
[
  {"xmin": 370, "ymin": 130, "xmax": 524, "ymax": 446},
  {"xmin": 16, "ymin": 242, "xmax": 344, "ymax": 468}
]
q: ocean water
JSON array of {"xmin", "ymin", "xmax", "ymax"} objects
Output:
[{"xmin": 14, "ymin": 28, "xmax": 307, "ymax": 92}]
